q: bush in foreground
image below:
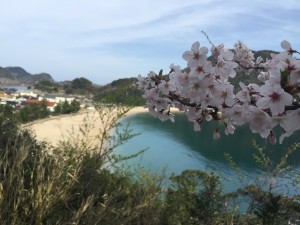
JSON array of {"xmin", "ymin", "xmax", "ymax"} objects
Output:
[{"xmin": 0, "ymin": 104, "xmax": 300, "ymax": 224}]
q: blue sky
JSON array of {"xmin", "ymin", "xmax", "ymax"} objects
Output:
[{"xmin": 0, "ymin": 0, "xmax": 299, "ymax": 85}]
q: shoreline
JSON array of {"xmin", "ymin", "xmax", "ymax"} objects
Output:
[
  {"xmin": 125, "ymin": 106, "xmax": 148, "ymax": 117},
  {"xmin": 125, "ymin": 106, "xmax": 180, "ymax": 117},
  {"xmin": 28, "ymin": 106, "xmax": 180, "ymax": 148},
  {"xmin": 28, "ymin": 106, "xmax": 150, "ymax": 148}
]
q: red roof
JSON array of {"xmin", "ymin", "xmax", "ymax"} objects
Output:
[
  {"xmin": 25, "ymin": 99, "xmax": 56, "ymax": 107},
  {"xmin": 46, "ymin": 102, "xmax": 56, "ymax": 107},
  {"xmin": 0, "ymin": 93, "xmax": 13, "ymax": 98}
]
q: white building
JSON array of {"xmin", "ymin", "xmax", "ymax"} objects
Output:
[
  {"xmin": 40, "ymin": 94, "xmax": 76, "ymax": 103},
  {"xmin": 16, "ymin": 90, "xmax": 41, "ymax": 98}
]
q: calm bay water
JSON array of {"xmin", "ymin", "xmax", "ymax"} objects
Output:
[
  {"xmin": 2, "ymin": 85, "xmax": 28, "ymax": 90},
  {"xmin": 115, "ymin": 112, "xmax": 300, "ymax": 194}
]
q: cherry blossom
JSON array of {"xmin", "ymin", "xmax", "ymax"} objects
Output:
[
  {"xmin": 281, "ymin": 40, "xmax": 292, "ymax": 52},
  {"xmin": 246, "ymin": 105, "xmax": 274, "ymax": 138},
  {"xmin": 213, "ymin": 48, "xmax": 238, "ymax": 79},
  {"xmin": 234, "ymin": 41, "xmax": 255, "ymax": 68},
  {"xmin": 279, "ymin": 109, "xmax": 300, "ymax": 143},
  {"xmin": 236, "ymin": 82, "xmax": 251, "ymax": 104},
  {"xmin": 137, "ymin": 39, "xmax": 300, "ymax": 144},
  {"xmin": 281, "ymin": 40, "xmax": 297, "ymax": 55},
  {"xmin": 290, "ymin": 69, "xmax": 300, "ymax": 84},
  {"xmin": 186, "ymin": 76, "xmax": 209, "ymax": 103},
  {"xmin": 256, "ymin": 84, "xmax": 293, "ymax": 115},
  {"xmin": 182, "ymin": 41, "xmax": 208, "ymax": 67}
]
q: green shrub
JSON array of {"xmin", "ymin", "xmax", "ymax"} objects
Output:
[{"xmin": 1, "ymin": 104, "xmax": 300, "ymax": 224}]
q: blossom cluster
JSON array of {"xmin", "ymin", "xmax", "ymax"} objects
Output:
[{"xmin": 137, "ymin": 40, "xmax": 300, "ymax": 144}]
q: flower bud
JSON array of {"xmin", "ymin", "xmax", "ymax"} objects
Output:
[
  {"xmin": 268, "ymin": 130, "xmax": 276, "ymax": 145},
  {"xmin": 213, "ymin": 127, "xmax": 220, "ymax": 140},
  {"xmin": 216, "ymin": 111, "xmax": 222, "ymax": 120}
]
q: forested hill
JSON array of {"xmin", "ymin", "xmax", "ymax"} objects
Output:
[
  {"xmin": 93, "ymin": 78, "xmax": 146, "ymax": 106},
  {"xmin": 0, "ymin": 66, "xmax": 54, "ymax": 85},
  {"xmin": 253, "ymin": 50, "xmax": 278, "ymax": 60}
]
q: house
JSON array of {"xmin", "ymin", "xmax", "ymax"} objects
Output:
[
  {"xmin": 0, "ymin": 93, "xmax": 14, "ymax": 101},
  {"xmin": 0, "ymin": 93, "xmax": 13, "ymax": 98},
  {"xmin": 0, "ymin": 93, "xmax": 18, "ymax": 106},
  {"xmin": 45, "ymin": 101, "xmax": 56, "ymax": 112},
  {"xmin": 16, "ymin": 89, "xmax": 41, "ymax": 99},
  {"xmin": 40, "ymin": 94, "xmax": 76, "ymax": 104},
  {"xmin": 25, "ymin": 99, "xmax": 56, "ymax": 112}
]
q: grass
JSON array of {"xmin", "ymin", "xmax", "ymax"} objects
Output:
[{"xmin": 0, "ymin": 104, "xmax": 300, "ymax": 224}]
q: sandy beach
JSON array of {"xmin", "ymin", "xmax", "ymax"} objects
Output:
[
  {"xmin": 28, "ymin": 106, "xmax": 181, "ymax": 148},
  {"xmin": 28, "ymin": 106, "xmax": 149, "ymax": 148}
]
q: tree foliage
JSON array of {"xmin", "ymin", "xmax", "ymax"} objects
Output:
[
  {"xmin": 93, "ymin": 78, "xmax": 145, "ymax": 106},
  {"xmin": 54, "ymin": 100, "xmax": 80, "ymax": 114},
  {"xmin": 0, "ymin": 105, "xmax": 20, "ymax": 149},
  {"xmin": 18, "ymin": 102, "xmax": 50, "ymax": 123},
  {"xmin": 33, "ymin": 80, "xmax": 60, "ymax": 93},
  {"xmin": 0, "ymin": 104, "xmax": 300, "ymax": 224}
]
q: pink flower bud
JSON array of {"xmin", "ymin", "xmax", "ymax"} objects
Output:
[
  {"xmin": 213, "ymin": 127, "xmax": 220, "ymax": 140},
  {"xmin": 268, "ymin": 131, "xmax": 276, "ymax": 145}
]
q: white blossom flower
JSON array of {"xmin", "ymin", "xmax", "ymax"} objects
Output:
[
  {"xmin": 280, "ymin": 40, "xmax": 295, "ymax": 55},
  {"xmin": 186, "ymin": 76, "xmax": 209, "ymax": 103},
  {"xmin": 281, "ymin": 40, "xmax": 292, "ymax": 51},
  {"xmin": 264, "ymin": 69, "xmax": 281, "ymax": 86},
  {"xmin": 144, "ymin": 88, "xmax": 160, "ymax": 100},
  {"xmin": 234, "ymin": 41, "xmax": 255, "ymax": 68},
  {"xmin": 186, "ymin": 107, "xmax": 202, "ymax": 122},
  {"xmin": 223, "ymin": 105, "xmax": 246, "ymax": 125},
  {"xmin": 246, "ymin": 106, "xmax": 274, "ymax": 138},
  {"xmin": 256, "ymin": 84, "xmax": 293, "ymax": 115},
  {"xmin": 290, "ymin": 69, "xmax": 300, "ymax": 84},
  {"xmin": 236, "ymin": 82, "xmax": 251, "ymax": 104},
  {"xmin": 279, "ymin": 109, "xmax": 300, "ymax": 143},
  {"xmin": 182, "ymin": 41, "xmax": 208, "ymax": 67},
  {"xmin": 257, "ymin": 72, "xmax": 269, "ymax": 82},
  {"xmin": 224, "ymin": 120, "xmax": 235, "ymax": 135},
  {"xmin": 176, "ymin": 71, "xmax": 190, "ymax": 86},
  {"xmin": 213, "ymin": 82, "xmax": 235, "ymax": 107},
  {"xmin": 137, "ymin": 75, "xmax": 149, "ymax": 90},
  {"xmin": 147, "ymin": 71, "xmax": 157, "ymax": 87},
  {"xmin": 158, "ymin": 80, "xmax": 176, "ymax": 95},
  {"xmin": 189, "ymin": 61, "xmax": 212, "ymax": 78},
  {"xmin": 214, "ymin": 57, "xmax": 238, "ymax": 80}
]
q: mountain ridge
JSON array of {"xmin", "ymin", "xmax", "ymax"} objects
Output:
[
  {"xmin": 0, "ymin": 66, "xmax": 54, "ymax": 85},
  {"xmin": 0, "ymin": 50, "xmax": 278, "ymax": 87}
]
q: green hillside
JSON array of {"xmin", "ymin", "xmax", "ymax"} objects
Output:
[
  {"xmin": 0, "ymin": 66, "xmax": 54, "ymax": 85},
  {"xmin": 0, "ymin": 67, "xmax": 17, "ymax": 80},
  {"xmin": 93, "ymin": 77, "xmax": 145, "ymax": 106}
]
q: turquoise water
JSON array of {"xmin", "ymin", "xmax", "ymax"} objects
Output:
[{"xmin": 115, "ymin": 112, "xmax": 300, "ymax": 194}]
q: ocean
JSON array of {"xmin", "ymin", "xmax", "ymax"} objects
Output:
[
  {"xmin": 2, "ymin": 85, "xmax": 28, "ymax": 90},
  {"xmin": 115, "ymin": 112, "xmax": 300, "ymax": 194}
]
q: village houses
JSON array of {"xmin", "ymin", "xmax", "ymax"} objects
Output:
[{"xmin": 0, "ymin": 87, "xmax": 78, "ymax": 112}]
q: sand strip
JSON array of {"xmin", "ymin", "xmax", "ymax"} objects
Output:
[
  {"xmin": 28, "ymin": 107, "xmax": 149, "ymax": 147},
  {"xmin": 29, "ymin": 106, "xmax": 180, "ymax": 148}
]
